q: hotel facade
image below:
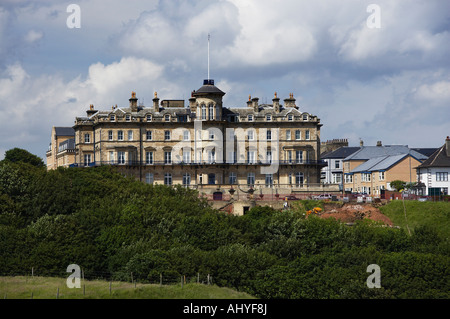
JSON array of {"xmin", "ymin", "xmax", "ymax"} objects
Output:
[{"xmin": 67, "ymin": 79, "xmax": 337, "ymax": 196}]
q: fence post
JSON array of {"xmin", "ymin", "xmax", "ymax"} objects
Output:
[
  {"xmin": 160, "ymin": 273, "xmax": 162, "ymax": 286},
  {"xmin": 109, "ymin": 281, "xmax": 112, "ymax": 295},
  {"xmin": 181, "ymin": 276, "xmax": 183, "ymax": 288},
  {"xmin": 207, "ymin": 274, "xmax": 210, "ymax": 285},
  {"xmin": 197, "ymin": 273, "xmax": 199, "ymax": 284},
  {"xmin": 56, "ymin": 287, "xmax": 59, "ymax": 299}
]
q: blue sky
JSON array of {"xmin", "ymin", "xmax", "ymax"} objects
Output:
[{"xmin": 1, "ymin": 0, "xmax": 449, "ymax": 161}]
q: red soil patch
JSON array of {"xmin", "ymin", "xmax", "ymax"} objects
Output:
[{"xmin": 318, "ymin": 203, "xmax": 393, "ymax": 226}]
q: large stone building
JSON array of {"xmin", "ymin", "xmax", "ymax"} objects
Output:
[{"xmin": 69, "ymin": 79, "xmax": 336, "ymax": 197}]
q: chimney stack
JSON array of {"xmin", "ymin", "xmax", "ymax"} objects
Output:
[
  {"xmin": 86, "ymin": 104, "xmax": 97, "ymax": 117},
  {"xmin": 284, "ymin": 93, "xmax": 296, "ymax": 108},
  {"xmin": 252, "ymin": 97, "xmax": 259, "ymax": 112},
  {"xmin": 446, "ymin": 136, "xmax": 450, "ymax": 157},
  {"xmin": 272, "ymin": 92, "xmax": 280, "ymax": 113},
  {"xmin": 129, "ymin": 91, "xmax": 138, "ymax": 112},
  {"xmin": 153, "ymin": 92, "xmax": 160, "ymax": 112},
  {"xmin": 247, "ymin": 95, "xmax": 252, "ymax": 108},
  {"xmin": 189, "ymin": 91, "xmax": 197, "ymax": 112},
  {"xmin": 360, "ymin": 139, "xmax": 364, "ymax": 147},
  {"xmin": 376, "ymin": 141, "xmax": 382, "ymax": 147}
]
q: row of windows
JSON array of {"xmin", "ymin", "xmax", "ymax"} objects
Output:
[
  {"xmin": 106, "ymin": 149, "xmax": 309, "ymax": 165},
  {"xmin": 84, "ymin": 129, "xmax": 312, "ymax": 143},
  {"xmin": 107, "ymin": 113, "xmax": 311, "ymax": 123},
  {"xmin": 109, "ymin": 114, "xmax": 187, "ymax": 122},
  {"xmin": 344, "ymin": 171, "xmax": 386, "ymax": 183},
  {"xmin": 144, "ymin": 172, "xmax": 305, "ymax": 187}
]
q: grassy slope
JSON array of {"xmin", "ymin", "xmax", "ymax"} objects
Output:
[
  {"xmin": 0, "ymin": 276, "xmax": 255, "ymax": 299},
  {"xmin": 379, "ymin": 200, "xmax": 450, "ymax": 238}
]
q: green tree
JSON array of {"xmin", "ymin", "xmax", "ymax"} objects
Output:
[
  {"xmin": 390, "ymin": 180, "xmax": 407, "ymax": 192},
  {"xmin": 3, "ymin": 148, "xmax": 45, "ymax": 168}
]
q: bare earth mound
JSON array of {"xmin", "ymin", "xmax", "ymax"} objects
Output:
[{"xmin": 319, "ymin": 203, "xmax": 393, "ymax": 226}]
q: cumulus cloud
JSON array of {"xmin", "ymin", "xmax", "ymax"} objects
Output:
[
  {"xmin": 0, "ymin": 57, "xmax": 180, "ymax": 160},
  {"xmin": 0, "ymin": 0, "xmax": 449, "ymax": 159}
]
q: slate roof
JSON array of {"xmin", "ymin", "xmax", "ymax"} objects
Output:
[
  {"xmin": 194, "ymin": 84, "xmax": 225, "ymax": 96},
  {"xmin": 344, "ymin": 145, "xmax": 430, "ymax": 174},
  {"xmin": 54, "ymin": 127, "xmax": 75, "ymax": 136},
  {"xmin": 411, "ymin": 148, "xmax": 439, "ymax": 157},
  {"xmin": 322, "ymin": 147, "xmax": 361, "ymax": 159},
  {"xmin": 350, "ymin": 154, "xmax": 411, "ymax": 173},
  {"xmin": 416, "ymin": 143, "xmax": 450, "ymax": 168},
  {"xmin": 344, "ymin": 145, "xmax": 427, "ymax": 161}
]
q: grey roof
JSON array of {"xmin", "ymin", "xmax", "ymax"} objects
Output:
[
  {"xmin": 54, "ymin": 127, "xmax": 75, "ymax": 136},
  {"xmin": 345, "ymin": 145, "xmax": 430, "ymax": 173},
  {"xmin": 322, "ymin": 147, "xmax": 361, "ymax": 159},
  {"xmin": 194, "ymin": 84, "xmax": 225, "ymax": 96},
  {"xmin": 344, "ymin": 145, "xmax": 418, "ymax": 160},
  {"xmin": 350, "ymin": 154, "xmax": 409, "ymax": 173},
  {"xmin": 412, "ymin": 148, "xmax": 439, "ymax": 157},
  {"xmin": 416, "ymin": 143, "xmax": 450, "ymax": 168}
]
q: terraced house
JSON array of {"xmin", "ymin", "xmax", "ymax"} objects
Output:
[
  {"xmin": 343, "ymin": 141, "xmax": 431, "ymax": 197},
  {"xmin": 69, "ymin": 79, "xmax": 333, "ymax": 196}
]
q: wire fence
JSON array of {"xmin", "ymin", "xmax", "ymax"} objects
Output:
[{"xmin": 0, "ymin": 269, "xmax": 215, "ymax": 299}]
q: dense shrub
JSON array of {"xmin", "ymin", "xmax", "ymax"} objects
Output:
[{"xmin": 0, "ymin": 156, "xmax": 448, "ymax": 298}]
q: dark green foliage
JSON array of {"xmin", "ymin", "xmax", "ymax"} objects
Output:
[
  {"xmin": 0, "ymin": 153, "xmax": 449, "ymax": 298},
  {"xmin": 3, "ymin": 148, "xmax": 45, "ymax": 168}
]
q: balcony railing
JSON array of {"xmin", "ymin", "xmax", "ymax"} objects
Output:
[{"xmin": 70, "ymin": 159, "xmax": 327, "ymax": 167}]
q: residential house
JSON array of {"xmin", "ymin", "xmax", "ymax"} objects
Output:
[
  {"xmin": 343, "ymin": 141, "xmax": 430, "ymax": 197},
  {"xmin": 416, "ymin": 136, "xmax": 450, "ymax": 196}
]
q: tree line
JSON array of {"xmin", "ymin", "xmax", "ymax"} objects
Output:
[{"xmin": 0, "ymin": 148, "xmax": 449, "ymax": 298}]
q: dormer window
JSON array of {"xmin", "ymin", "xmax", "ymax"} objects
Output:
[
  {"xmin": 165, "ymin": 114, "xmax": 170, "ymax": 122},
  {"xmin": 288, "ymin": 114, "xmax": 293, "ymax": 121},
  {"xmin": 248, "ymin": 114, "xmax": 253, "ymax": 122},
  {"xmin": 146, "ymin": 114, "xmax": 152, "ymax": 122},
  {"xmin": 110, "ymin": 114, "xmax": 115, "ymax": 121},
  {"xmin": 303, "ymin": 114, "xmax": 308, "ymax": 121},
  {"xmin": 126, "ymin": 114, "xmax": 131, "ymax": 121},
  {"xmin": 266, "ymin": 114, "xmax": 272, "ymax": 121}
]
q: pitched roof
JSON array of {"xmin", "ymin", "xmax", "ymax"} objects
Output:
[
  {"xmin": 412, "ymin": 148, "xmax": 439, "ymax": 157},
  {"xmin": 344, "ymin": 145, "xmax": 428, "ymax": 161},
  {"xmin": 54, "ymin": 127, "xmax": 75, "ymax": 136},
  {"xmin": 350, "ymin": 154, "xmax": 409, "ymax": 173},
  {"xmin": 322, "ymin": 147, "xmax": 361, "ymax": 159},
  {"xmin": 416, "ymin": 143, "xmax": 450, "ymax": 168}
]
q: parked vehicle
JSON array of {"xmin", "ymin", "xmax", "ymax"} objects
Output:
[
  {"xmin": 314, "ymin": 194, "xmax": 332, "ymax": 200},
  {"xmin": 285, "ymin": 195, "xmax": 298, "ymax": 200}
]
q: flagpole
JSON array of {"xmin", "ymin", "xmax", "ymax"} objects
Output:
[{"xmin": 208, "ymin": 33, "xmax": 210, "ymax": 80}]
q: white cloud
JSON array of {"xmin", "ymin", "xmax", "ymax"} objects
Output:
[
  {"xmin": 24, "ymin": 29, "xmax": 44, "ymax": 43},
  {"xmin": 0, "ymin": 57, "xmax": 182, "ymax": 159}
]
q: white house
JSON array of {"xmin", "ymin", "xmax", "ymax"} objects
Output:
[{"xmin": 416, "ymin": 136, "xmax": 450, "ymax": 196}]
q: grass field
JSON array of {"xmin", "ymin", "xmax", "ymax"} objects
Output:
[
  {"xmin": 379, "ymin": 200, "xmax": 450, "ymax": 238},
  {"xmin": 0, "ymin": 276, "xmax": 255, "ymax": 299}
]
